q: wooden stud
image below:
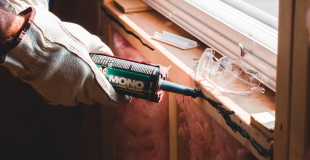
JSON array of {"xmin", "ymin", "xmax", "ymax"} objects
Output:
[
  {"xmin": 107, "ymin": 25, "xmax": 114, "ymax": 50},
  {"xmin": 101, "ymin": 10, "xmax": 110, "ymax": 45},
  {"xmin": 101, "ymin": 8, "xmax": 117, "ymax": 160},
  {"xmin": 177, "ymin": 97, "xmax": 191, "ymax": 160},
  {"xmin": 101, "ymin": 107, "xmax": 117, "ymax": 160},
  {"xmin": 169, "ymin": 92, "xmax": 178, "ymax": 160},
  {"xmin": 289, "ymin": 0, "xmax": 310, "ymax": 159},
  {"xmin": 273, "ymin": 0, "xmax": 295, "ymax": 159}
]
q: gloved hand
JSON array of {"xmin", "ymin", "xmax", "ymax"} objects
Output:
[{"xmin": 1, "ymin": 6, "xmax": 131, "ymax": 107}]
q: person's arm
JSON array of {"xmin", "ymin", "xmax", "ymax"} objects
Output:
[
  {"xmin": 0, "ymin": 8, "xmax": 23, "ymax": 63},
  {"xmin": 0, "ymin": 8, "xmax": 24, "ymax": 47},
  {"xmin": 0, "ymin": 7, "xmax": 33, "ymax": 64},
  {"xmin": 0, "ymin": 6, "xmax": 130, "ymax": 107}
]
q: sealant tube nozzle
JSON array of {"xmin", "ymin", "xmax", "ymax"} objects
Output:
[{"xmin": 158, "ymin": 79, "xmax": 200, "ymax": 98}]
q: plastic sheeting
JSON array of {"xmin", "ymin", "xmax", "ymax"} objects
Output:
[{"xmin": 111, "ymin": 30, "xmax": 256, "ymax": 160}]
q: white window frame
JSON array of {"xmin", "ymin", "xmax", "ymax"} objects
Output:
[
  {"xmin": 143, "ymin": 0, "xmax": 277, "ymax": 91},
  {"xmin": 220, "ymin": 0, "xmax": 278, "ymax": 29}
]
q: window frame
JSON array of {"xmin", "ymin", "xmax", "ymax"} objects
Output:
[{"xmin": 143, "ymin": 0, "xmax": 277, "ymax": 91}]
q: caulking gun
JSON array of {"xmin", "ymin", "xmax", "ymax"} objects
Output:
[{"xmin": 90, "ymin": 53, "xmax": 205, "ymax": 103}]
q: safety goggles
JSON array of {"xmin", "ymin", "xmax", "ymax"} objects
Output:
[{"xmin": 196, "ymin": 48, "xmax": 265, "ymax": 94}]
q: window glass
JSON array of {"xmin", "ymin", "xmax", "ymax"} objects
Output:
[
  {"xmin": 242, "ymin": 0, "xmax": 279, "ymax": 18},
  {"xmin": 218, "ymin": 0, "xmax": 279, "ymax": 29}
]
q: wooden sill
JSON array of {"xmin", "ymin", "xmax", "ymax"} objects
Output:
[{"xmin": 102, "ymin": 3, "xmax": 275, "ymax": 160}]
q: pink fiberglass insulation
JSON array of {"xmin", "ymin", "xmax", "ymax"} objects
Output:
[
  {"xmin": 111, "ymin": 30, "xmax": 256, "ymax": 160},
  {"xmin": 112, "ymin": 30, "xmax": 151, "ymax": 63},
  {"xmin": 111, "ymin": 30, "xmax": 170, "ymax": 160},
  {"xmin": 111, "ymin": 96, "xmax": 169, "ymax": 160},
  {"xmin": 177, "ymin": 94, "xmax": 257, "ymax": 160}
]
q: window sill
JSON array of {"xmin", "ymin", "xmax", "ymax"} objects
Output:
[{"xmin": 102, "ymin": 3, "xmax": 275, "ymax": 160}]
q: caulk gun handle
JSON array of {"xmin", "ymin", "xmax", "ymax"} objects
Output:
[{"xmin": 159, "ymin": 80, "xmax": 198, "ymax": 97}]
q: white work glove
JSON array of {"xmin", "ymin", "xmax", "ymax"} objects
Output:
[
  {"xmin": 4, "ymin": 0, "xmax": 48, "ymax": 13},
  {"xmin": 1, "ymin": 6, "xmax": 131, "ymax": 107}
]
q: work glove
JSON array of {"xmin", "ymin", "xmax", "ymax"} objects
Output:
[{"xmin": 1, "ymin": 6, "xmax": 131, "ymax": 107}]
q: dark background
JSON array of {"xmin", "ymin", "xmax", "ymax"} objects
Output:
[{"xmin": 0, "ymin": 0, "xmax": 103, "ymax": 159}]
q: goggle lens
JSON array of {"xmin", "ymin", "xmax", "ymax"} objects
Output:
[{"xmin": 196, "ymin": 48, "xmax": 265, "ymax": 93}]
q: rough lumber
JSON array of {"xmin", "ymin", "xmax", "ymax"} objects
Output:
[
  {"xmin": 102, "ymin": 0, "xmax": 113, "ymax": 6},
  {"xmin": 101, "ymin": 16, "xmax": 117, "ymax": 160},
  {"xmin": 101, "ymin": 107, "xmax": 117, "ymax": 160},
  {"xmin": 114, "ymin": 0, "xmax": 153, "ymax": 13},
  {"xmin": 169, "ymin": 92, "xmax": 178, "ymax": 160},
  {"xmin": 101, "ymin": 11, "xmax": 109, "ymax": 44},
  {"xmin": 273, "ymin": 0, "xmax": 295, "ymax": 159},
  {"xmin": 251, "ymin": 111, "xmax": 275, "ymax": 139},
  {"xmin": 288, "ymin": 0, "xmax": 310, "ymax": 159},
  {"xmin": 177, "ymin": 100, "xmax": 191, "ymax": 160}
]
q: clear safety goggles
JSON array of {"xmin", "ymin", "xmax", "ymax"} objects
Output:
[{"xmin": 196, "ymin": 48, "xmax": 265, "ymax": 94}]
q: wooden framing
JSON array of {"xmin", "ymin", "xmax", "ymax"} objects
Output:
[
  {"xmin": 169, "ymin": 92, "xmax": 178, "ymax": 160},
  {"xmin": 114, "ymin": 0, "xmax": 153, "ymax": 13},
  {"xmin": 101, "ymin": 0, "xmax": 113, "ymax": 6},
  {"xmin": 101, "ymin": 2, "xmax": 275, "ymax": 160},
  {"xmin": 273, "ymin": 0, "xmax": 295, "ymax": 159},
  {"xmin": 100, "ymin": 0, "xmax": 310, "ymax": 160},
  {"xmin": 289, "ymin": 0, "xmax": 310, "ymax": 159},
  {"xmin": 101, "ymin": 107, "xmax": 117, "ymax": 159},
  {"xmin": 100, "ymin": 1, "xmax": 116, "ymax": 159},
  {"xmin": 100, "ymin": 23, "xmax": 117, "ymax": 160},
  {"xmin": 274, "ymin": 0, "xmax": 310, "ymax": 160}
]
